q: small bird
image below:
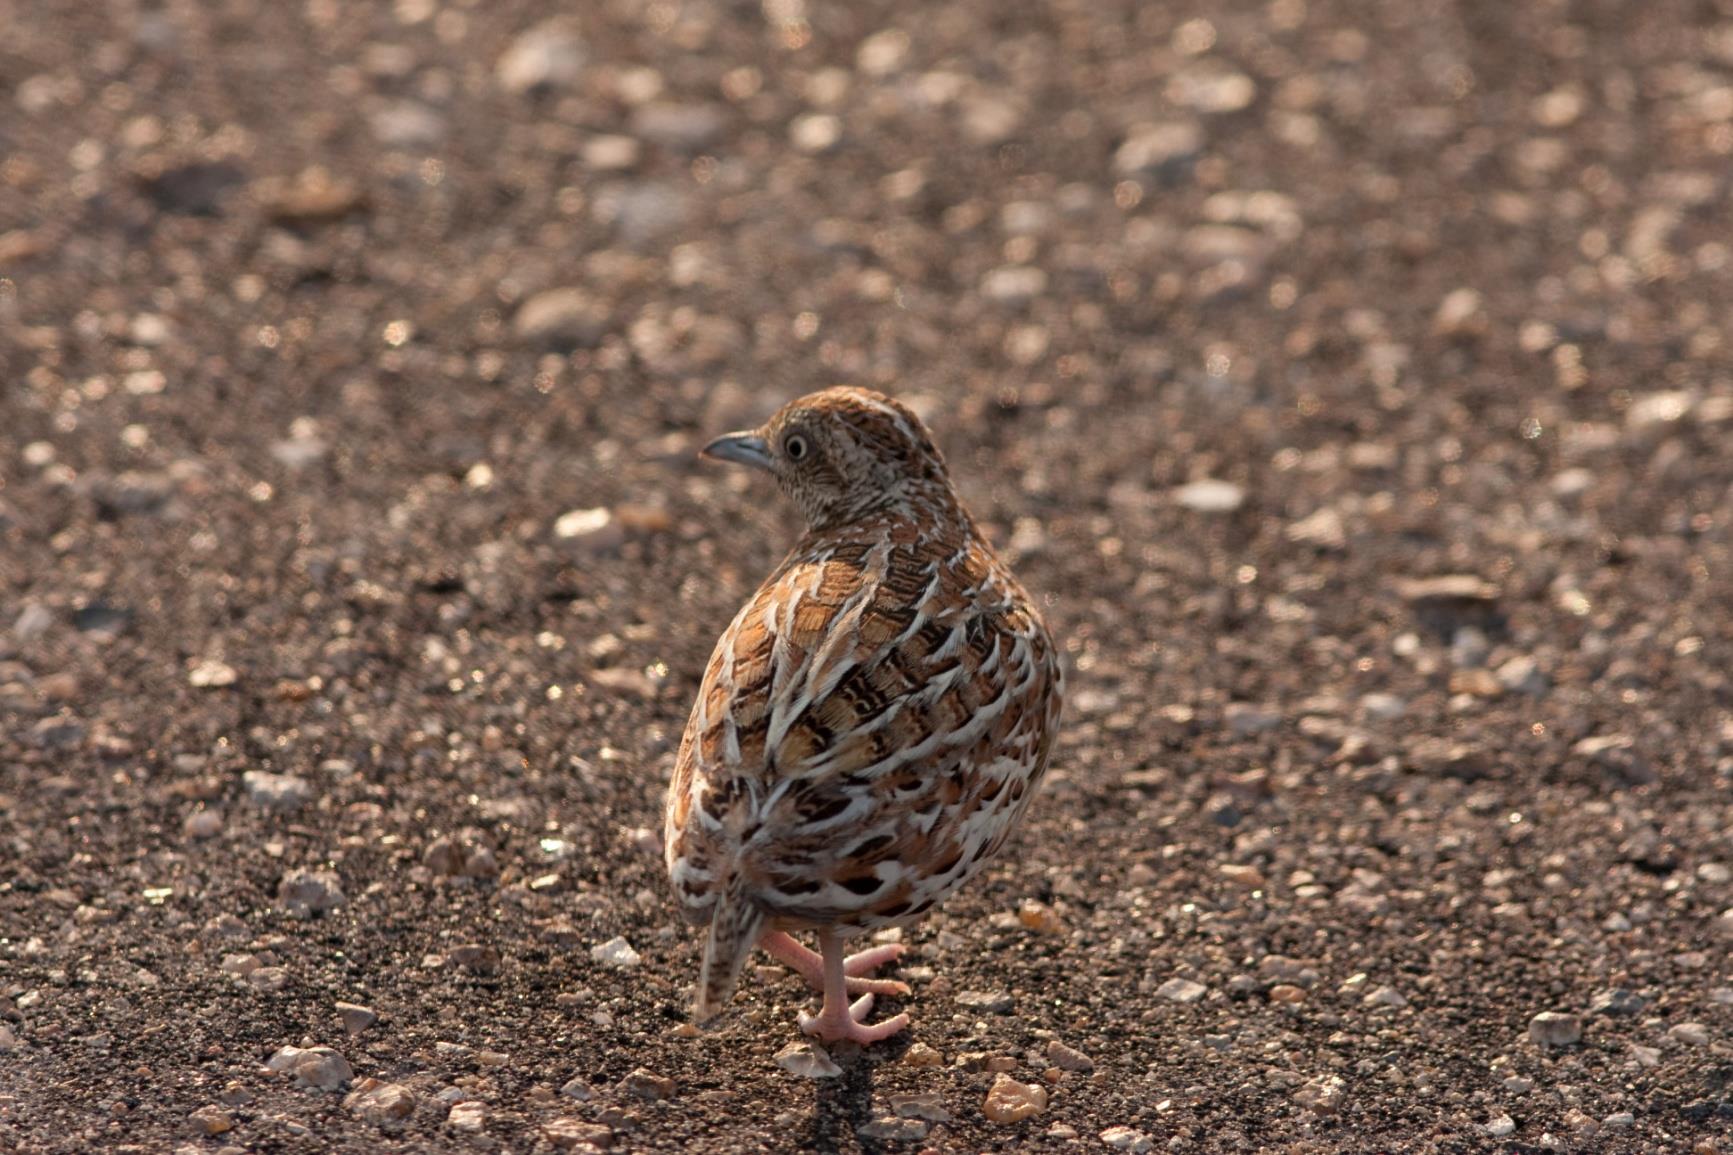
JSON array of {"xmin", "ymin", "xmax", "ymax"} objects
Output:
[{"xmin": 664, "ymin": 386, "xmax": 1063, "ymax": 1045}]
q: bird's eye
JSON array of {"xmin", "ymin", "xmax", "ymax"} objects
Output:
[{"xmin": 783, "ymin": 434, "xmax": 809, "ymax": 461}]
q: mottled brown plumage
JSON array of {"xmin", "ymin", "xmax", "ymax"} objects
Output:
[{"xmin": 665, "ymin": 387, "xmax": 1063, "ymax": 1044}]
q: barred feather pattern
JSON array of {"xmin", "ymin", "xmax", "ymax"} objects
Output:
[{"xmin": 664, "ymin": 388, "xmax": 1064, "ymax": 1019}]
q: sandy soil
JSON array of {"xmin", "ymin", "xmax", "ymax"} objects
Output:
[{"xmin": 2, "ymin": 0, "xmax": 1732, "ymax": 1151}]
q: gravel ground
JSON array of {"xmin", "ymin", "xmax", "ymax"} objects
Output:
[{"xmin": 4, "ymin": 0, "xmax": 1733, "ymax": 1151}]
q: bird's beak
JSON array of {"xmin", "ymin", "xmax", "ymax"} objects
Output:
[{"xmin": 699, "ymin": 431, "xmax": 774, "ymax": 472}]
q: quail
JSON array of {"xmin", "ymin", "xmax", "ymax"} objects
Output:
[{"xmin": 664, "ymin": 386, "xmax": 1063, "ymax": 1045}]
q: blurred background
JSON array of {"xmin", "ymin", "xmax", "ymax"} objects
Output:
[{"xmin": 2, "ymin": 0, "xmax": 1732, "ymax": 1150}]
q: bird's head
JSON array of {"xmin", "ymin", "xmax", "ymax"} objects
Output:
[{"xmin": 700, "ymin": 387, "xmax": 956, "ymax": 531}]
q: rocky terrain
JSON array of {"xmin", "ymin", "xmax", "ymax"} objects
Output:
[{"xmin": 2, "ymin": 0, "xmax": 1732, "ymax": 1151}]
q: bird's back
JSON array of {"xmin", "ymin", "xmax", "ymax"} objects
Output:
[{"xmin": 664, "ymin": 511, "xmax": 1062, "ymax": 935}]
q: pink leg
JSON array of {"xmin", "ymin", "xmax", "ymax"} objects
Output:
[
  {"xmin": 759, "ymin": 930, "xmax": 910, "ymax": 997},
  {"xmin": 796, "ymin": 930, "xmax": 911, "ymax": 1045}
]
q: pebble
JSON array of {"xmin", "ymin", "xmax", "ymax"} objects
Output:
[
  {"xmin": 857, "ymin": 1114, "xmax": 929, "ymax": 1141},
  {"xmin": 447, "ymin": 1100, "xmax": 486, "ymax": 1131},
  {"xmin": 982, "ymin": 1074, "xmax": 1048, "ymax": 1123},
  {"xmin": 1528, "ymin": 1011, "xmax": 1582, "ymax": 1047},
  {"xmin": 1101, "ymin": 1125, "xmax": 1155, "ymax": 1152},
  {"xmin": 889, "ymin": 1092, "xmax": 950, "ymax": 1121},
  {"xmin": 243, "ymin": 771, "xmax": 310, "ymax": 812},
  {"xmin": 1603, "ymin": 1112, "xmax": 1635, "ymax": 1128},
  {"xmin": 1168, "ymin": 65, "xmax": 1256, "ymax": 113},
  {"xmin": 554, "ymin": 507, "xmax": 625, "ymax": 551},
  {"xmin": 790, "ymin": 113, "xmax": 842, "ymax": 153},
  {"xmin": 13, "ymin": 603, "xmax": 53, "ymax": 640},
  {"xmin": 590, "ymin": 936, "xmax": 641, "ymax": 970},
  {"xmin": 901, "ymin": 1042, "xmax": 943, "ymax": 1067},
  {"xmin": 583, "ymin": 135, "xmax": 640, "ymax": 171},
  {"xmin": 1716, "ymin": 908, "xmax": 1733, "ymax": 940},
  {"xmin": 1587, "ymin": 988, "xmax": 1646, "ymax": 1017},
  {"xmin": 343, "ymin": 1079, "xmax": 415, "ymax": 1124},
  {"xmin": 1292, "ymin": 1075, "xmax": 1345, "ymax": 1115},
  {"xmin": 336, "ymin": 1002, "xmax": 377, "ymax": 1033},
  {"xmin": 1269, "ymin": 984, "xmax": 1306, "ymax": 1004},
  {"xmin": 1223, "ymin": 702, "xmax": 1281, "ymax": 735},
  {"xmin": 448, "ymin": 944, "xmax": 500, "ymax": 974},
  {"xmin": 264, "ymin": 1044, "xmax": 353, "ymax": 1090},
  {"xmin": 1114, "ymin": 121, "xmax": 1204, "ymax": 177},
  {"xmin": 1174, "ymin": 478, "xmax": 1245, "ymax": 513},
  {"xmin": 1157, "ymin": 977, "xmax": 1207, "ymax": 1003},
  {"xmin": 560, "ymin": 1077, "xmax": 594, "ymax": 1101},
  {"xmin": 1496, "ymin": 656, "xmax": 1549, "ymax": 696},
  {"xmin": 775, "ymin": 1041, "xmax": 841, "ymax": 1078},
  {"xmin": 188, "ymin": 660, "xmax": 237, "ymax": 689},
  {"xmin": 542, "ymin": 1119, "xmax": 614, "ymax": 1149},
  {"xmin": 277, "ymin": 869, "xmax": 346, "ymax": 918},
  {"xmin": 1669, "ymin": 1022, "xmax": 1710, "ymax": 1046},
  {"xmin": 980, "ymin": 265, "xmax": 1048, "ymax": 304},
  {"xmin": 1045, "ymin": 1040, "xmax": 1094, "ymax": 1072},
  {"xmin": 183, "ymin": 809, "xmax": 223, "ymax": 839},
  {"xmin": 1482, "ymin": 1114, "xmax": 1517, "ymax": 1137},
  {"xmin": 496, "ymin": 21, "xmax": 586, "ymax": 94},
  {"xmin": 369, "ymin": 101, "xmax": 445, "ymax": 148},
  {"xmin": 1364, "ymin": 985, "xmax": 1408, "ymax": 1009},
  {"xmin": 0, "ymin": 1025, "xmax": 18, "ymax": 1052},
  {"xmin": 1219, "ymin": 864, "xmax": 1265, "ymax": 889},
  {"xmin": 632, "ymin": 102, "xmax": 728, "ymax": 150},
  {"xmin": 619, "ymin": 1068, "xmax": 675, "ymax": 1100},
  {"xmin": 514, "ymin": 289, "xmax": 610, "ymax": 350},
  {"xmin": 956, "ymin": 989, "xmax": 1014, "ymax": 1014},
  {"xmin": 187, "ymin": 1105, "xmax": 234, "ymax": 1135},
  {"xmin": 1016, "ymin": 898, "xmax": 1065, "ymax": 933}
]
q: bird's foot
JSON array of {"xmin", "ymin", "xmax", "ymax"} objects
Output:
[
  {"xmin": 760, "ymin": 932, "xmax": 911, "ymax": 997},
  {"xmin": 798, "ymin": 993, "xmax": 911, "ymax": 1046}
]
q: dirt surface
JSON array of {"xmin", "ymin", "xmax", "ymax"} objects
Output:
[{"xmin": 4, "ymin": 0, "xmax": 1733, "ymax": 1151}]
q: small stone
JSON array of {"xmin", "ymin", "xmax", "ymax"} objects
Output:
[
  {"xmin": 1167, "ymin": 65, "xmax": 1256, "ymax": 113},
  {"xmin": 982, "ymin": 1074, "xmax": 1048, "ymax": 1123},
  {"xmin": 1224, "ymin": 702, "xmax": 1281, "ymax": 736},
  {"xmin": 497, "ymin": 21, "xmax": 587, "ymax": 94},
  {"xmin": 775, "ymin": 1040, "xmax": 842, "ymax": 1078},
  {"xmin": 590, "ymin": 936, "xmax": 640, "ymax": 970},
  {"xmin": 1269, "ymin": 984, "xmax": 1306, "ymax": 1004},
  {"xmin": 1587, "ymin": 988, "xmax": 1646, "ymax": 1017},
  {"xmin": 448, "ymin": 944, "xmax": 500, "ymax": 975},
  {"xmin": 1288, "ymin": 506, "xmax": 1346, "ymax": 548},
  {"xmin": 13, "ymin": 603, "xmax": 53, "ymax": 640},
  {"xmin": 618, "ymin": 1068, "xmax": 674, "ymax": 1100},
  {"xmin": 183, "ymin": 809, "xmax": 223, "ymax": 839},
  {"xmin": 1115, "ymin": 121, "xmax": 1204, "ymax": 177},
  {"xmin": 542, "ymin": 1118, "xmax": 614, "ymax": 1149},
  {"xmin": 980, "ymin": 265, "xmax": 1048, "ymax": 304},
  {"xmin": 265, "ymin": 1044, "xmax": 353, "ymax": 1091},
  {"xmin": 790, "ymin": 113, "xmax": 842, "ymax": 153},
  {"xmin": 0, "ymin": 1025, "xmax": 18, "ymax": 1052},
  {"xmin": 902, "ymin": 1042, "xmax": 943, "ymax": 1067},
  {"xmin": 1503, "ymin": 1076, "xmax": 1533, "ymax": 1094},
  {"xmin": 1433, "ymin": 288, "xmax": 1486, "ymax": 337},
  {"xmin": 1219, "ymin": 864, "xmax": 1265, "ymax": 888},
  {"xmin": 1158, "ymin": 977, "xmax": 1207, "ymax": 1003},
  {"xmin": 189, "ymin": 660, "xmax": 238, "ymax": 688},
  {"xmin": 888, "ymin": 1092, "xmax": 950, "ymax": 1121},
  {"xmin": 1293, "ymin": 1075, "xmax": 1345, "ymax": 1115},
  {"xmin": 554, "ymin": 507, "xmax": 625, "ymax": 550},
  {"xmin": 343, "ymin": 1079, "xmax": 415, "ymax": 1124},
  {"xmin": 1669, "ymin": 1022, "xmax": 1710, "ymax": 1046},
  {"xmin": 633, "ymin": 102, "xmax": 728, "ymax": 150},
  {"xmin": 956, "ymin": 989, "xmax": 1014, "ymax": 1014},
  {"xmin": 1016, "ymin": 899, "xmax": 1065, "ymax": 933},
  {"xmin": 857, "ymin": 1114, "xmax": 929, "ymax": 1141},
  {"xmin": 243, "ymin": 771, "xmax": 310, "ymax": 812},
  {"xmin": 447, "ymin": 1101, "xmax": 486, "ymax": 1132},
  {"xmin": 1496, "ymin": 656, "xmax": 1549, "ymax": 695},
  {"xmin": 1603, "ymin": 1112, "xmax": 1635, "ymax": 1128},
  {"xmin": 1482, "ymin": 1114, "xmax": 1517, "ymax": 1138},
  {"xmin": 1045, "ymin": 1040, "xmax": 1094, "ymax": 1072},
  {"xmin": 1715, "ymin": 909, "xmax": 1733, "ymax": 940},
  {"xmin": 1364, "ymin": 985, "xmax": 1408, "ymax": 1009},
  {"xmin": 277, "ymin": 869, "xmax": 346, "ymax": 918},
  {"xmin": 560, "ymin": 1077, "xmax": 595, "ymax": 1101},
  {"xmin": 1564, "ymin": 1109, "xmax": 1599, "ymax": 1137},
  {"xmin": 514, "ymin": 289, "xmax": 610, "ymax": 350},
  {"xmin": 1173, "ymin": 478, "xmax": 1245, "ymax": 513},
  {"xmin": 369, "ymin": 101, "xmax": 445, "ymax": 148},
  {"xmin": 336, "ymin": 1002, "xmax": 377, "ymax": 1033},
  {"xmin": 1100, "ymin": 1125, "xmax": 1155, "ymax": 1152},
  {"xmin": 188, "ymin": 1106, "xmax": 233, "ymax": 1135},
  {"xmin": 1528, "ymin": 1011, "xmax": 1582, "ymax": 1047},
  {"xmin": 582, "ymin": 135, "xmax": 640, "ymax": 171},
  {"xmin": 248, "ymin": 966, "xmax": 290, "ymax": 993}
]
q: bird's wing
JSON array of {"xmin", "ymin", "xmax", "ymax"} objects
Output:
[{"xmin": 666, "ymin": 530, "xmax": 1060, "ymax": 926}]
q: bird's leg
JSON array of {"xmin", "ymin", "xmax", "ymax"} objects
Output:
[
  {"xmin": 758, "ymin": 930, "xmax": 910, "ymax": 996},
  {"xmin": 796, "ymin": 929, "xmax": 911, "ymax": 1046}
]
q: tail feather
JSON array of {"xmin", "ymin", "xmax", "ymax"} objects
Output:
[{"xmin": 695, "ymin": 873, "xmax": 764, "ymax": 1023}]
